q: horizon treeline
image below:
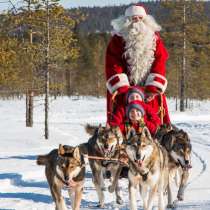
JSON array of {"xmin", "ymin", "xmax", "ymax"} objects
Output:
[{"xmin": 0, "ymin": 1, "xmax": 210, "ymax": 100}]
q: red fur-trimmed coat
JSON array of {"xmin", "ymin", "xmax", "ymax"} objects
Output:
[{"xmin": 105, "ymin": 33, "xmax": 169, "ymax": 124}]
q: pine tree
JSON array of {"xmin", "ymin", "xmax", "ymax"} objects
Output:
[{"xmin": 161, "ymin": 0, "xmax": 210, "ymax": 110}]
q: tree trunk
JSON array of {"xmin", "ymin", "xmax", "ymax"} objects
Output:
[
  {"xmin": 26, "ymin": 92, "xmax": 29, "ymax": 127},
  {"xmin": 97, "ymin": 70, "xmax": 100, "ymax": 98},
  {"xmin": 66, "ymin": 69, "xmax": 71, "ymax": 97},
  {"xmin": 45, "ymin": 0, "xmax": 50, "ymax": 139},
  {"xmin": 29, "ymin": 90, "xmax": 34, "ymax": 127},
  {"xmin": 185, "ymin": 98, "xmax": 188, "ymax": 109},
  {"xmin": 175, "ymin": 96, "xmax": 178, "ymax": 111},
  {"xmin": 180, "ymin": 1, "xmax": 186, "ymax": 112}
]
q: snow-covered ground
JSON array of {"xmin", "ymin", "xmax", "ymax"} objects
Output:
[{"xmin": 0, "ymin": 96, "xmax": 210, "ymax": 210}]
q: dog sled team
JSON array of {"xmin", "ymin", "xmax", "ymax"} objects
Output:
[
  {"xmin": 36, "ymin": 85, "xmax": 192, "ymax": 210},
  {"xmin": 37, "ymin": 4, "xmax": 192, "ymax": 210},
  {"xmin": 37, "ymin": 121, "xmax": 192, "ymax": 210}
]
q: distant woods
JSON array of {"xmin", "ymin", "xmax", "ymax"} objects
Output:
[{"xmin": 0, "ymin": 1, "xmax": 210, "ymax": 100}]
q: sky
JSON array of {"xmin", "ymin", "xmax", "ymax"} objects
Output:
[
  {"xmin": 0, "ymin": 0, "xmax": 139, "ymax": 12},
  {"xmin": 60, "ymin": 0, "xmax": 139, "ymax": 8}
]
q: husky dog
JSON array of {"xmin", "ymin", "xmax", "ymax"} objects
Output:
[
  {"xmin": 160, "ymin": 129, "xmax": 192, "ymax": 207},
  {"xmin": 126, "ymin": 127, "xmax": 169, "ymax": 210},
  {"xmin": 155, "ymin": 124, "xmax": 173, "ymax": 141},
  {"xmin": 85, "ymin": 124, "xmax": 124, "ymax": 207},
  {"xmin": 37, "ymin": 144, "xmax": 86, "ymax": 210}
]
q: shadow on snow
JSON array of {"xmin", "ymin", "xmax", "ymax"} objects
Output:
[
  {"xmin": 0, "ymin": 155, "xmax": 37, "ymax": 160},
  {"xmin": 0, "ymin": 192, "xmax": 52, "ymax": 204},
  {"xmin": 0, "ymin": 173, "xmax": 48, "ymax": 189}
]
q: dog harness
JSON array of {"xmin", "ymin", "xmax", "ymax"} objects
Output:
[{"xmin": 158, "ymin": 94, "xmax": 165, "ymax": 125}]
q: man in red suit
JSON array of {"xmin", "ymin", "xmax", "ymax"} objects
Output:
[{"xmin": 105, "ymin": 4, "xmax": 171, "ymax": 126}]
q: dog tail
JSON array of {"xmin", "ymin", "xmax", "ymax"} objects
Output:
[
  {"xmin": 36, "ymin": 155, "xmax": 48, "ymax": 165},
  {"xmin": 85, "ymin": 124, "xmax": 98, "ymax": 135}
]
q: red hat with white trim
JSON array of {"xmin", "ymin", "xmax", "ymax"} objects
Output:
[
  {"xmin": 125, "ymin": 4, "xmax": 147, "ymax": 19},
  {"xmin": 145, "ymin": 73, "xmax": 168, "ymax": 94}
]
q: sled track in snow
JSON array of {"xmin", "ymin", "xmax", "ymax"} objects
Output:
[
  {"xmin": 186, "ymin": 149, "xmax": 207, "ymax": 187},
  {"xmin": 192, "ymin": 139, "xmax": 210, "ymax": 148}
]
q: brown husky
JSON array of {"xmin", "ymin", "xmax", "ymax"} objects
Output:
[
  {"xmin": 160, "ymin": 129, "xmax": 192, "ymax": 208},
  {"xmin": 126, "ymin": 127, "xmax": 169, "ymax": 210},
  {"xmin": 37, "ymin": 144, "xmax": 86, "ymax": 210},
  {"xmin": 85, "ymin": 124, "xmax": 124, "ymax": 207}
]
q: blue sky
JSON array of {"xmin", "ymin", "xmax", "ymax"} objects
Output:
[
  {"xmin": 0, "ymin": 0, "xmax": 139, "ymax": 12},
  {"xmin": 60, "ymin": 0, "xmax": 139, "ymax": 8}
]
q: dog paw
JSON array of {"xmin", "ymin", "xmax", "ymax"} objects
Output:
[
  {"xmin": 116, "ymin": 197, "xmax": 123, "ymax": 205},
  {"xmin": 108, "ymin": 185, "xmax": 115, "ymax": 193},
  {"xmin": 167, "ymin": 203, "xmax": 176, "ymax": 209},
  {"xmin": 97, "ymin": 203, "xmax": 105, "ymax": 208},
  {"xmin": 177, "ymin": 195, "xmax": 184, "ymax": 201},
  {"xmin": 101, "ymin": 186, "xmax": 107, "ymax": 191}
]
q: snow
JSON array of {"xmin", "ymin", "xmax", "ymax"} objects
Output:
[{"xmin": 0, "ymin": 96, "xmax": 210, "ymax": 210}]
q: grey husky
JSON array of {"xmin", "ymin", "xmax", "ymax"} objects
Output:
[
  {"xmin": 125, "ymin": 127, "xmax": 169, "ymax": 210},
  {"xmin": 160, "ymin": 128, "xmax": 192, "ymax": 208},
  {"xmin": 85, "ymin": 124, "xmax": 124, "ymax": 207}
]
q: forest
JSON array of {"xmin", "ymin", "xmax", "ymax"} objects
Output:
[{"xmin": 0, "ymin": 1, "xmax": 210, "ymax": 101}]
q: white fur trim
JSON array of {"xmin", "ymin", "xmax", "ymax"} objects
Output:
[
  {"xmin": 125, "ymin": 5, "xmax": 147, "ymax": 18},
  {"xmin": 145, "ymin": 73, "xmax": 168, "ymax": 93},
  {"xmin": 106, "ymin": 73, "xmax": 130, "ymax": 94}
]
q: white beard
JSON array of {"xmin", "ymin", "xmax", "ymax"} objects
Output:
[{"xmin": 111, "ymin": 15, "xmax": 161, "ymax": 85}]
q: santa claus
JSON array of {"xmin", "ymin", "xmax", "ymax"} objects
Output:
[{"xmin": 105, "ymin": 4, "xmax": 170, "ymax": 126}]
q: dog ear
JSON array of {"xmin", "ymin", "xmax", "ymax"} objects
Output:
[
  {"xmin": 63, "ymin": 145, "xmax": 75, "ymax": 154},
  {"xmin": 85, "ymin": 124, "xmax": 98, "ymax": 136},
  {"xmin": 106, "ymin": 123, "xmax": 110, "ymax": 129},
  {"xmin": 165, "ymin": 135, "xmax": 176, "ymax": 151},
  {"xmin": 170, "ymin": 136, "xmax": 176, "ymax": 150},
  {"xmin": 142, "ymin": 127, "xmax": 153, "ymax": 142},
  {"xmin": 127, "ymin": 127, "xmax": 136, "ymax": 140},
  {"xmin": 175, "ymin": 129, "xmax": 189, "ymax": 143},
  {"xmin": 97, "ymin": 124, "xmax": 103, "ymax": 134},
  {"xmin": 113, "ymin": 126, "xmax": 123, "ymax": 143},
  {"xmin": 183, "ymin": 131, "xmax": 190, "ymax": 142},
  {"xmin": 58, "ymin": 144, "xmax": 65, "ymax": 156},
  {"xmin": 73, "ymin": 147, "xmax": 80, "ymax": 161},
  {"xmin": 186, "ymin": 133, "xmax": 190, "ymax": 142}
]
